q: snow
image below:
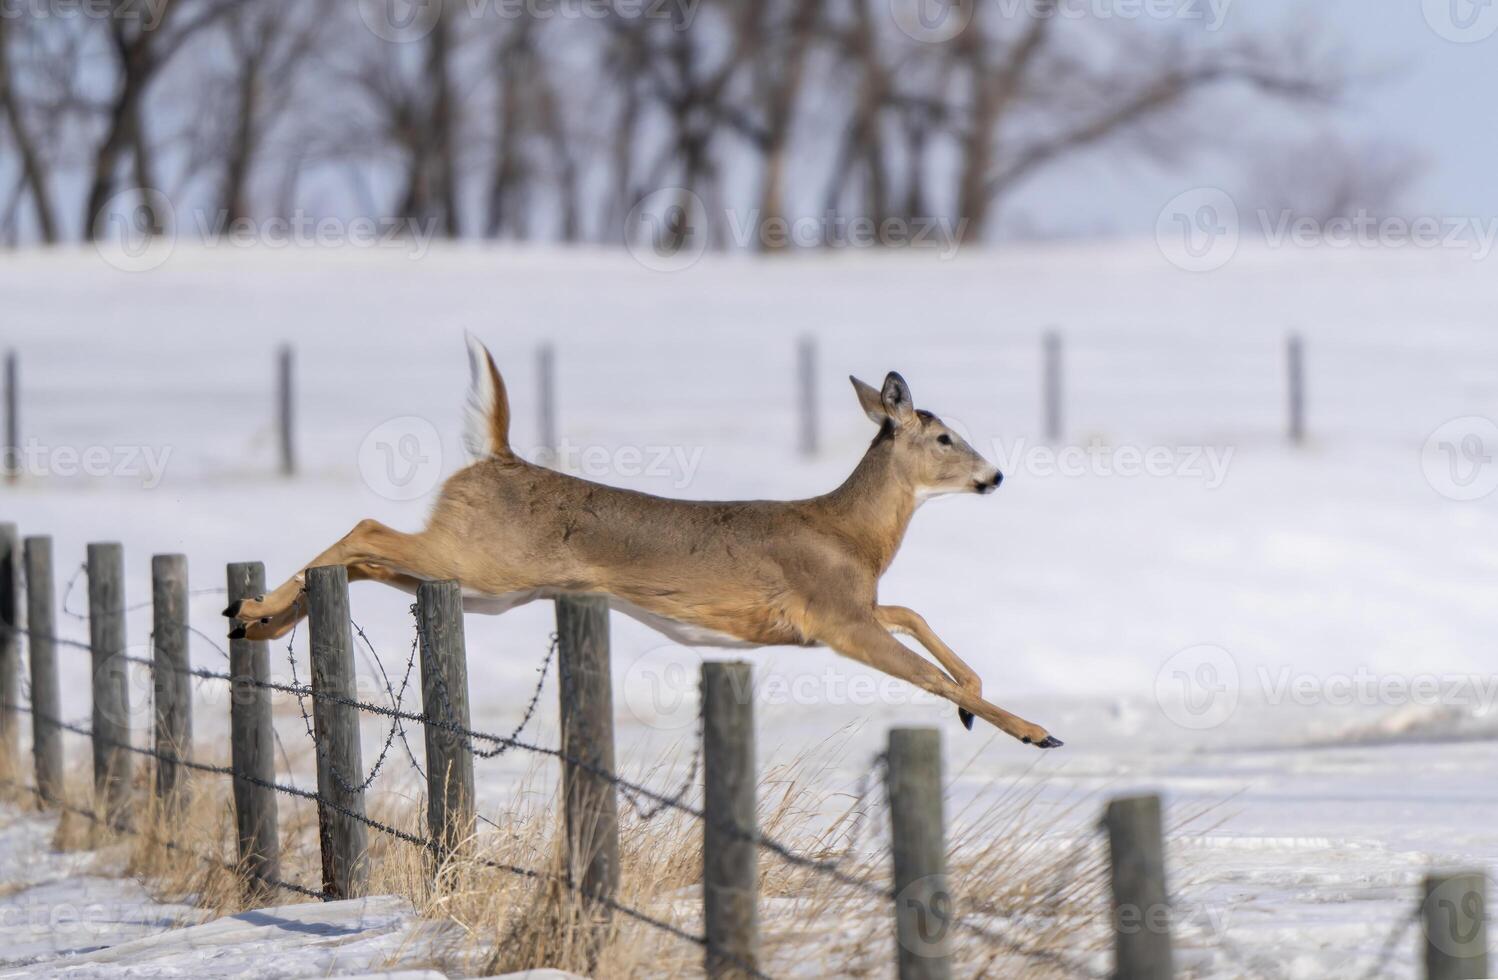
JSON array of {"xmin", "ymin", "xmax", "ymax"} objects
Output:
[{"xmin": 2, "ymin": 239, "xmax": 1496, "ymax": 976}]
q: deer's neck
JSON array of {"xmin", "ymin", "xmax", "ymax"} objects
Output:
[{"xmin": 817, "ymin": 437, "xmax": 917, "ymax": 575}]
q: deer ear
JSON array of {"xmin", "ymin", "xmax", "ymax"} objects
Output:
[
  {"xmin": 881, "ymin": 372, "xmax": 916, "ymax": 426},
  {"xmin": 850, "ymin": 376, "xmax": 886, "ymax": 424}
]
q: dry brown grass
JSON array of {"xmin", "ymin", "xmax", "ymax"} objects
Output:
[{"xmin": 4, "ymin": 733, "xmax": 1116, "ymax": 979}]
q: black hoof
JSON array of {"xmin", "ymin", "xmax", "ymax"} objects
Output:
[
  {"xmin": 228, "ymin": 626, "xmax": 246, "ymax": 640},
  {"xmin": 958, "ymin": 709, "xmax": 975, "ymax": 730},
  {"xmin": 223, "ymin": 600, "xmax": 243, "ymax": 618},
  {"xmin": 1035, "ymin": 735, "xmax": 1064, "ymax": 749}
]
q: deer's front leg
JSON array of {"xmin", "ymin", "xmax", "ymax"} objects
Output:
[
  {"xmin": 813, "ymin": 614, "xmax": 1062, "ymax": 749},
  {"xmin": 876, "ymin": 605, "xmax": 984, "ymax": 729}
]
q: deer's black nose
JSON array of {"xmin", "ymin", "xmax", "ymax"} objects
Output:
[{"xmin": 992, "ymin": 471, "xmax": 1004, "ymax": 488}]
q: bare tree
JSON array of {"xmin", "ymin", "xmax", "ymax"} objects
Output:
[
  {"xmin": 0, "ymin": 17, "xmax": 59, "ymax": 243},
  {"xmin": 1244, "ymin": 130, "xmax": 1423, "ymax": 224}
]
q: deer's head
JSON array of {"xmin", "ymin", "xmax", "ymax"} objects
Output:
[{"xmin": 851, "ymin": 373, "xmax": 1003, "ymax": 499}]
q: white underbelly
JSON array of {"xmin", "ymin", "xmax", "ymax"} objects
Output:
[{"xmin": 460, "ymin": 588, "xmax": 758, "ymax": 649}]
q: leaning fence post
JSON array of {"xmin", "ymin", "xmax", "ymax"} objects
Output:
[
  {"xmin": 228, "ymin": 562, "xmax": 281, "ymax": 900},
  {"xmin": 1043, "ymin": 329, "xmax": 1063, "ymax": 443},
  {"xmin": 151, "ymin": 555, "xmax": 191, "ymax": 806},
  {"xmin": 24, "ymin": 537, "xmax": 62, "ymax": 805},
  {"xmin": 87, "ymin": 542, "xmax": 131, "ymax": 818},
  {"xmin": 1423, "ymin": 871, "xmax": 1488, "ymax": 980},
  {"xmin": 1105, "ymin": 793, "xmax": 1174, "ymax": 980},
  {"xmin": 306, "ymin": 565, "xmax": 368, "ymax": 899},
  {"xmin": 4, "ymin": 350, "xmax": 17, "ymax": 483},
  {"xmin": 416, "ymin": 580, "xmax": 475, "ymax": 864},
  {"xmin": 887, "ymin": 727, "xmax": 953, "ymax": 980},
  {"xmin": 702, "ymin": 661, "xmax": 759, "ymax": 979},
  {"xmin": 556, "ymin": 595, "xmax": 619, "ymax": 912},
  {"xmin": 0, "ymin": 524, "xmax": 17, "ymax": 769},
  {"xmin": 278, "ymin": 344, "xmax": 296, "ymax": 477},
  {"xmin": 797, "ymin": 335, "xmax": 818, "ymax": 458},
  {"xmin": 1287, "ymin": 333, "xmax": 1306, "ymax": 445}
]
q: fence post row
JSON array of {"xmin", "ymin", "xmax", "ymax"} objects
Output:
[
  {"xmin": 1287, "ymin": 333, "xmax": 1306, "ymax": 445},
  {"xmin": 416, "ymin": 579, "xmax": 475, "ymax": 864},
  {"xmin": 1423, "ymin": 871, "xmax": 1489, "ymax": 980},
  {"xmin": 4, "ymin": 350, "xmax": 16, "ymax": 484},
  {"xmin": 150, "ymin": 555, "xmax": 191, "ymax": 805},
  {"xmin": 887, "ymin": 727, "xmax": 953, "ymax": 980},
  {"xmin": 1043, "ymin": 329, "xmax": 1064, "ymax": 443},
  {"xmin": 306, "ymin": 564, "xmax": 369, "ymax": 899},
  {"xmin": 277, "ymin": 345, "xmax": 296, "ymax": 477},
  {"xmin": 86, "ymin": 542, "xmax": 131, "ymax": 819},
  {"xmin": 227, "ymin": 561, "xmax": 281, "ymax": 899},
  {"xmin": 538, "ymin": 343, "xmax": 557, "ymax": 455},
  {"xmin": 23, "ymin": 537, "xmax": 62, "ymax": 804},
  {"xmin": 1105, "ymin": 793, "xmax": 1174, "ymax": 980},
  {"xmin": 0, "ymin": 524, "xmax": 17, "ymax": 769},
  {"xmin": 555, "ymin": 595, "xmax": 620, "ymax": 915},
  {"xmin": 702, "ymin": 661, "xmax": 759, "ymax": 979},
  {"xmin": 798, "ymin": 336, "xmax": 818, "ymax": 458}
]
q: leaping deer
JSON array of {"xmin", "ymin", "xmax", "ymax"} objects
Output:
[{"xmin": 227, "ymin": 335, "xmax": 1062, "ymax": 749}]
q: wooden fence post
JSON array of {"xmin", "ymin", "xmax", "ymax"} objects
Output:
[
  {"xmin": 306, "ymin": 564, "xmax": 368, "ymax": 899},
  {"xmin": 556, "ymin": 595, "xmax": 619, "ymax": 912},
  {"xmin": 278, "ymin": 344, "xmax": 296, "ymax": 477},
  {"xmin": 1423, "ymin": 871, "xmax": 1488, "ymax": 980},
  {"xmin": 0, "ymin": 524, "xmax": 17, "ymax": 768},
  {"xmin": 86, "ymin": 542, "xmax": 131, "ymax": 818},
  {"xmin": 538, "ymin": 343, "xmax": 557, "ymax": 456},
  {"xmin": 150, "ymin": 555, "xmax": 191, "ymax": 805},
  {"xmin": 1044, "ymin": 329, "xmax": 1063, "ymax": 443},
  {"xmin": 702, "ymin": 661, "xmax": 759, "ymax": 979},
  {"xmin": 4, "ymin": 350, "xmax": 17, "ymax": 484},
  {"xmin": 416, "ymin": 580, "xmax": 475, "ymax": 863},
  {"xmin": 887, "ymin": 727, "xmax": 953, "ymax": 980},
  {"xmin": 24, "ymin": 537, "xmax": 62, "ymax": 805},
  {"xmin": 1105, "ymin": 793, "xmax": 1174, "ymax": 980},
  {"xmin": 797, "ymin": 336, "xmax": 818, "ymax": 458},
  {"xmin": 1287, "ymin": 333, "xmax": 1305, "ymax": 445},
  {"xmin": 228, "ymin": 562, "xmax": 281, "ymax": 900}
]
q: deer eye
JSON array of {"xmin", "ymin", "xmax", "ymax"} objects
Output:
[{"xmin": 937, "ymin": 434, "xmax": 953, "ymax": 446}]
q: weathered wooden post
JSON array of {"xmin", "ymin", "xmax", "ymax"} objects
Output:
[
  {"xmin": 556, "ymin": 595, "xmax": 619, "ymax": 911},
  {"xmin": 1044, "ymin": 329, "xmax": 1063, "ymax": 443},
  {"xmin": 1105, "ymin": 793, "xmax": 1174, "ymax": 980},
  {"xmin": 4, "ymin": 350, "xmax": 17, "ymax": 484},
  {"xmin": 1423, "ymin": 871, "xmax": 1488, "ymax": 980},
  {"xmin": 306, "ymin": 565, "xmax": 368, "ymax": 898},
  {"xmin": 416, "ymin": 580, "xmax": 475, "ymax": 863},
  {"xmin": 1287, "ymin": 333, "xmax": 1305, "ymax": 445},
  {"xmin": 702, "ymin": 661, "xmax": 759, "ymax": 979},
  {"xmin": 278, "ymin": 344, "xmax": 296, "ymax": 477},
  {"xmin": 538, "ymin": 343, "xmax": 557, "ymax": 457},
  {"xmin": 87, "ymin": 542, "xmax": 131, "ymax": 817},
  {"xmin": 797, "ymin": 335, "xmax": 818, "ymax": 458},
  {"xmin": 888, "ymin": 727, "xmax": 953, "ymax": 980},
  {"xmin": 228, "ymin": 562, "xmax": 281, "ymax": 900},
  {"xmin": 0, "ymin": 524, "xmax": 17, "ymax": 768},
  {"xmin": 24, "ymin": 537, "xmax": 62, "ymax": 805},
  {"xmin": 150, "ymin": 555, "xmax": 191, "ymax": 805}
]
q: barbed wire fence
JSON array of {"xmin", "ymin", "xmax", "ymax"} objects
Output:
[{"xmin": 0, "ymin": 528, "xmax": 1489, "ymax": 979}]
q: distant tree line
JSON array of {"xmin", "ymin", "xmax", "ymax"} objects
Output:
[{"xmin": 0, "ymin": 0, "xmax": 1346, "ymax": 250}]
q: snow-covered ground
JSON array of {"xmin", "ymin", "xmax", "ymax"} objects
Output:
[{"xmin": 2, "ymin": 240, "xmax": 1496, "ymax": 977}]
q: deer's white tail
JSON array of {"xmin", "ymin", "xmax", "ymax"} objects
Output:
[{"xmin": 463, "ymin": 332, "xmax": 513, "ymax": 460}]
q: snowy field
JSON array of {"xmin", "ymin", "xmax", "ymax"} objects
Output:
[{"xmin": 2, "ymin": 240, "xmax": 1497, "ymax": 977}]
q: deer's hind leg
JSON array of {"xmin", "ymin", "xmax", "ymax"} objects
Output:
[
  {"xmin": 227, "ymin": 519, "xmax": 455, "ymax": 640},
  {"xmin": 812, "ymin": 613, "xmax": 1061, "ymax": 749}
]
